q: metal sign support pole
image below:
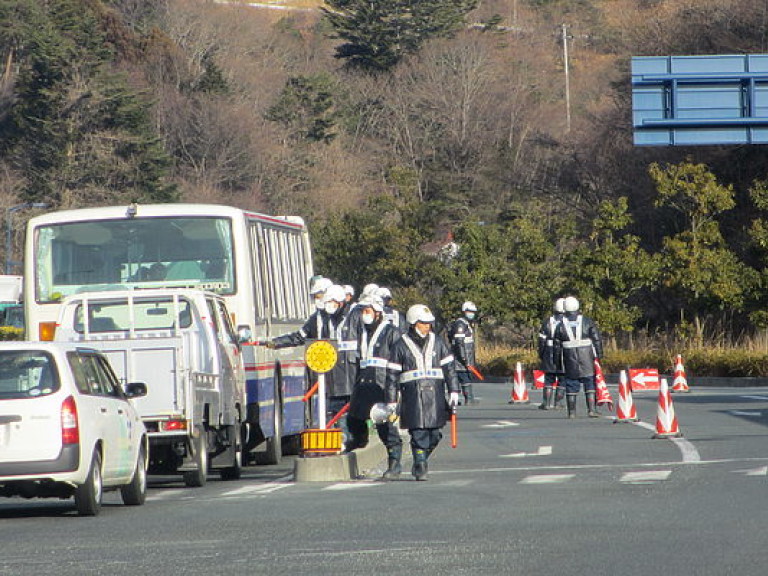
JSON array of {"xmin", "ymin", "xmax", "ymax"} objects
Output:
[{"xmin": 318, "ymin": 372, "xmax": 327, "ymax": 429}]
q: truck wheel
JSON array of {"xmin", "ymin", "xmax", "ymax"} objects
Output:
[
  {"xmin": 121, "ymin": 444, "xmax": 147, "ymax": 505},
  {"xmin": 219, "ymin": 425, "xmax": 242, "ymax": 481},
  {"xmin": 75, "ymin": 450, "xmax": 103, "ymax": 516},
  {"xmin": 259, "ymin": 377, "xmax": 283, "ymax": 465},
  {"xmin": 183, "ymin": 429, "xmax": 208, "ymax": 487}
]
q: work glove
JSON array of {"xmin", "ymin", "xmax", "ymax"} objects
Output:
[
  {"xmin": 449, "ymin": 392, "xmax": 460, "ymax": 408},
  {"xmin": 264, "ymin": 340, "xmax": 276, "ymax": 349},
  {"xmin": 386, "ymin": 403, "xmax": 399, "ymax": 423}
]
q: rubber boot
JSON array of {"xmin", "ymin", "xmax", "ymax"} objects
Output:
[
  {"xmin": 566, "ymin": 393, "xmax": 578, "ymax": 419},
  {"xmin": 539, "ymin": 387, "xmax": 552, "ymax": 410},
  {"xmin": 464, "ymin": 383, "xmax": 478, "ymax": 405},
  {"xmin": 586, "ymin": 391, "xmax": 599, "ymax": 418},
  {"xmin": 554, "ymin": 387, "xmax": 566, "ymax": 410},
  {"xmin": 382, "ymin": 446, "xmax": 402, "ymax": 479},
  {"xmin": 412, "ymin": 449, "xmax": 428, "ymax": 481}
]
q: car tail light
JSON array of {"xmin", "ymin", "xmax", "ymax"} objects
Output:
[
  {"xmin": 39, "ymin": 322, "xmax": 57, "ymax": 341},
  {"xmin": 61, "ymin": 396, "xmax": 79, "ymax": 445},
  {"xmin": 160, "ymin": 419, "xmax": 187, "ymax": 431}
]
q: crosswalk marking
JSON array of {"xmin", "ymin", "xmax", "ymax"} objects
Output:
[
  {"xmin": 620, "ymin": 470, "xmax": 671, "ymax": 484},
  {"xmin": 519, "ymin": 474, "xmax": 574, "ymax": 484}
]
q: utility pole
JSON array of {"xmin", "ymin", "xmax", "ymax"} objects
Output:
[{"xmin": 562, "ymin": 23, "xmax": 572, "ymax": 133}]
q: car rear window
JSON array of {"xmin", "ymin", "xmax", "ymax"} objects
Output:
[{"xmin": 0, "ymin": 351, "xmax": 60, "ymax": 399}]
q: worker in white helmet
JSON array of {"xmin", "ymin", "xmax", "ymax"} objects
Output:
[
  {"xmin": 375, "ymin": 287, "xmax": 407, "ymax": 334},
  {"xmin": 448, "ymin": 301, "xmax": 480, "ymax": 405},
  {"xmin": 386, "ymin": 304, "xmax": 460, "ymax": 481},
  {"xmin": 553, "ymin": 296, "xmax": 604, "ymax": 419},
  {"xmin": 537, "ymin": 298, "xmax": 566, "ymax": 410}
]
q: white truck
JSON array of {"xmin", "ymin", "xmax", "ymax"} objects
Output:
[{"xmin": 54, "ymin": 288, "xmax": 245, "ymax": 486}]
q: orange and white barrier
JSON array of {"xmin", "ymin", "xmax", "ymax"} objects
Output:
[
  {"xmin": 614, "ymin": 369, "xmax": 639, "ymax": 423},
  {"xmin": 594, "ymin": 359, "xmax": 613, "ymax": 411},
  {"xmin": 672, "ymin": 354, "xmax": 690, "ymax": 393},
  {"xmin": 510, "ymin": 362, "xmax": 530, "ymax": 404},
  {"xmin": 653, "ymin": 378, "xmax": 682, "ymax": 438}
]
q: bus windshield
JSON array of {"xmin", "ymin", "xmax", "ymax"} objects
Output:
[{"xmin": 34, "ymin": 217, "xmax": 235, "ymax": 303}]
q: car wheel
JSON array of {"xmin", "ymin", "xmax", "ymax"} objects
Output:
[
  {"xmin": 75, "ymin": 450, "xmax": 103, "ymax": 516},
  {"xmin": 120, "ymin": 444, "xmax": 147, "ymax": 506},
  {"xmin": 183, "ymin": 429, "xmax": 208, "ymax": 488},
  {"xmin": 219, "ymin": 424, "xmax": 242, "ymax": 481}
]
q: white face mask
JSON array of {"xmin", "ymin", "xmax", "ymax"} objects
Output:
[
  {"xmin": 362, "ymin": 313, "xmax": 375, "ymax": 325},
  {"xmin": 325, "ymin": 302, "xmax": 340, "ymax": 315},
  {"xmin": 465, "ymin": 312, "xmax": 476, "ymax": 320},
  {"xmin": 315, "ymin": 296, "xmax": 325, "ymax": 310}
]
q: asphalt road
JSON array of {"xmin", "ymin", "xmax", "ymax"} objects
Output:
[{"xmin": 1, "ymin": 382, "xmax": 767, "ymax": 575}]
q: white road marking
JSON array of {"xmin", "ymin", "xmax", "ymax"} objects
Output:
[
  {"xmin": 732, "ymin": 465, "xmax": 768, "ymax": 476},
  {"xmin": 146, "ymin": 489, "xmax": 187, "ymax": 501},
  {"xmin": 631, "ymin": 420, "xmax": 701, "ymax": 463},
  {"xmin": 499, "ymin": 445, "xmax": 553, "ymax": 458},
  {"xmin": 729, "ymin": 410, "xmax": 763, "ymax": 417},
  {"xmin": 620, "ymin": 470, "xmax": 672, "ymax": 484},
  {"xmin": 482, "ymin": 421, "xmax": 520, "ymax": 428},
  {"xmin": 222, "ymin": 482, "xmax": 294, "ymax": 496},
  {"xmin": 740, "ymin": 395, "xmax": 768, "ymax": 401},
  {"xmin": 520, "ymin": 474, "xmax": 574, "ymax": 484},
  {"xmin": 323, "ymin": 482, "xmax": 384, "ymax": 491}
]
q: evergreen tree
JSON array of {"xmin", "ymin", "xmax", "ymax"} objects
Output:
[
  {"xmin": 323, "ymin": 0, "xmax": 479, "ymax": 72},
  {"xmin": 0, "ymin": 0, "xmax": 175, "ymax": 207}
]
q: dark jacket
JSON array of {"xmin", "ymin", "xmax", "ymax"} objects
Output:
[
  {"xmin": 537, "ymin": 313, "xmax": 564, "ymax": 374},
  {"xmin": 384, "ymin": 306, "xmax": 408, "ymax": 335},
  {"xmin": 326, "ymin": 303, "xmax": 362, "ymax": 397},
  {"xmin": 273, "ymin": 310, "xmax": 329, "ymax": 347},
  {"xmin": 348, "ymin": 319, "xmax": 401, "ymax": 420},
  {"xmin": 386, "ymin": 329, "xmax": 459, "ymax": 430},
  {"xmin": 448, "ymin": 316, "xmax": 476, "ymax": 371},
  {"xmin": 554, "ymin": 313, "xmax": 603, "ymax": 379}
]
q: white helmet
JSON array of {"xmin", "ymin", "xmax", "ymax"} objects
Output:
[
  {"xmin": 375, "ymin": 287, "xmax": 392, "ymax": 300},
  {"xmin": 462, "ymin": 301, "xmax": 478, "ymax": 313},
  {"xmin": 343, "ymin": 284, "xmax": 355, "ymax": 297},
  {"xmin": 564, "ymin": 296, "xmax": 580, "ymax": 313},
  {"xmin": 310, "ymin": 277, "xmax": 333, "ymax": 296},
  {"xmin": 406, "ymin": 304, "xmax": 435, "ymax": 325},
  {"xmin": 324, "ymin": 284, "xmax": 347, "ymax": 304},
  {"xmin": 361, "ymin": 283, "xmax": 380, "ymax": 297},
  {"xmin": 358, "ymin": 295, "xmax": 384, "ymax": 312},
  {"xmin": 554, "ymin": 298, "xmax": 566, "ymax": 314}
]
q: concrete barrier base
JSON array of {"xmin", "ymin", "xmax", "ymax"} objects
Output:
[{"xmin": 293, "ymin": 436, "xmax": 387, "ymax": 482}]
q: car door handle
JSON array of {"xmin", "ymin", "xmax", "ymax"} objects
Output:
[
  {"xmin": 100, "ymin": 407, "xmax": 108, "ymax": 414},
  {"xmin": 117, "ymin": 409, "xmax": 124, "ymax": 415}
]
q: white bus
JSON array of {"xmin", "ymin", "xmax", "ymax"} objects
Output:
[{"xmin": 24, "ymin": 203, "xmax": 315, "ymax": 464}]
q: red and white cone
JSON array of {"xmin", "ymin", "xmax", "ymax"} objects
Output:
[
  {"xmin": 653, "ymin": 378, "xmax": 682, "ymax": 438},
  {"xmin": 672, "ymin": 354, "xmax": 690, "ymax": 393},
  {"xmin": 594, "ymin": 359, "xmax": 613, "ymax": 412},
  {"xmin": 613, "ymin": 369, "xmax": 639, "ymax": 423},
  {"xmin": 510, "ymin": 362, "xmax": 530, "ymax": 404}
]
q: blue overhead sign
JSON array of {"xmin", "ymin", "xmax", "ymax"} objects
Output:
[{"xmin": 632, "ymin": 54, "xmax": 768, "ymax": 146}]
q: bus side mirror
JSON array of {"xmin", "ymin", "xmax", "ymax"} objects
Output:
[{"xmin": 237, "ymin": 325, "xmax": 252, "ymax": 344}]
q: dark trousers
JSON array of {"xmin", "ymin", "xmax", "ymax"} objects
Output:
[
  {"xmin": 544, "ymin": 372, "xmax": 560, "ymax": 388},
  {"xmin": 409, "ymin": 428, "xmax": 442, "ymax": 456},
  {"xmin": 563, "ymin": 376, "xmax": 596, "ymax": 394},
  {"xmin": 328, "ymin": 395, "xmax": 350, "ymax": 440},
  {"xmin": 347, "ymin": 416, "xmax": 402, "ymax": 450}
]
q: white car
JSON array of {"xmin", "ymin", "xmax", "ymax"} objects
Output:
[{"xmin": 0, "ymin": 342, "xmax": 148, "ymax": 516}]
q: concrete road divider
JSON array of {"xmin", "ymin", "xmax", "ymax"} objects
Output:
[{"xmin": 293, "ymin": 436, "xmax": 387, "ymax": 482}]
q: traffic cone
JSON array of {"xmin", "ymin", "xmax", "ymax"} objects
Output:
[
  {"xmin": 509, "ymin": 362, "xmax": 530, "ymax": 404},
  {"xmin": 653, "ymin": 378, "xmax": 682, "ymax": 439},
  {"xmin": 594, "ymin": 359, "xmax": 613, "ymax": 411},
  {"xmin": 672, "ymin": 354, "xmax": 690, "ymax": 393},
  {"xmin": 613, "ymin": 369, "xmax": 639, "ymax": 423}
]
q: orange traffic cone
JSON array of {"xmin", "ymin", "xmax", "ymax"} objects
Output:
[
  {"xmin": 509, "ymin": 362, "xmax": 530, "ymax": 404},
  {"xmin": 594, "ymin": 359, "xmax": 613, "ymax": 411},
  {"xmin": 672, "ymin": 354, "xmax": 690, "ymax": 393},
  {"xmin": 653, "ymin": 378, "xmax": 682, "ymax": 438},
  {"xmin": 613, "ymin": 369, "xmax": 639, "ymax": 423}
]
